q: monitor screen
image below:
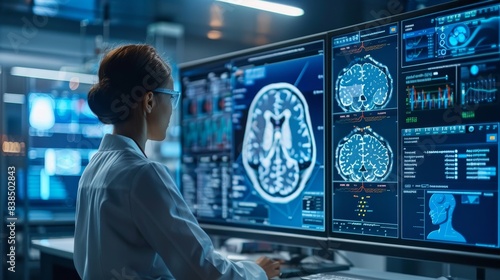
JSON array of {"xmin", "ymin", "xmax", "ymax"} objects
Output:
[
  {"xmin": 27, "ymin": 92, "xmax": 107, "ymax": 209},
  {"xmin": 180, "ymin": 35, "xmax": 327, "ymax": 246},
  {"xmin": 180, "ymin": 59, "xmax": 233, "ymax": 215},
  {"xmin": 330, "ymin": 0, "xmax": 500, "ymax": 268}
]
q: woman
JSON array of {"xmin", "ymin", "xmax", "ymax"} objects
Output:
[{"xmin": 73, "ymin": 44, "xmax": 281, "ymax": 279}]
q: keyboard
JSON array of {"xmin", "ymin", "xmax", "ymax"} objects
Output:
[
  {"xmin": 279, "ymin": 263, "xmax": 351, "ymax": 278},
  {"xmin": 300, "ymin": 273, "xmax": 365, "ymax": 280}
]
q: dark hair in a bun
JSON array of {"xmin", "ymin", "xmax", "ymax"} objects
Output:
[{"xmin": 87, "ymin": 44, "xmax": 171, "ymax": 124}]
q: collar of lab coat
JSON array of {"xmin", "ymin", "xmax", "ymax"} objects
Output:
[{"xmin": 99, "ymin": 134, "xmax": 147, "ymax": 158}]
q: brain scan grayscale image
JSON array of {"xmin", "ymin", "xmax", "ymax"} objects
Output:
[{"xmin": 242, "ymin": 83, "xmax": 316, "ymax": 203}]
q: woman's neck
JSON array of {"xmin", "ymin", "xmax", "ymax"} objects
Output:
[{"xmin": 112, "ymin": 117, "xmax": 148, "ymax": 155}]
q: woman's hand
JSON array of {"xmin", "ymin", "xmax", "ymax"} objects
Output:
[{"xmin": 255, "ymin": 256, "xmax": 282, "ymax": 279}]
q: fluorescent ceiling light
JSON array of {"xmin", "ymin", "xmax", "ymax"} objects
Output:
[
  {"xmin": 216, "ymin": 0, "xmax": 304, "ymax": 17},
  {"xmin": 11, "ymin": 67, "xmax": 97, "ymax": 84}
]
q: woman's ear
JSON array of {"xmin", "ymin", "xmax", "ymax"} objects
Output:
[{"xmin": 143, "ymin": 91, "xmax": 155, "ymax": 114}]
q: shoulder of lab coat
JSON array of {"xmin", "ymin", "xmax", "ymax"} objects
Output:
[{"xmin": 129, "ymin": 161, "xmax": 267, "ymax": 280}]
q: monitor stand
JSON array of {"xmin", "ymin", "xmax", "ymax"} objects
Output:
[
  {"xmin": 438, "ymin": 263, "xmax": 486, "ymax": 280},
  {"xmin": 476, "ymin": 267, "xmax": 486, "ymax": 280}
]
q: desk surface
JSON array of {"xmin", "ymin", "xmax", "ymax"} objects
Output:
[
  {"xmin": 31, "ymin": 237, "xmax": 74, "ymax": 260},
  {"xmin": 31, "ymin": 237, "xmax": 439, "ymax": 280}
]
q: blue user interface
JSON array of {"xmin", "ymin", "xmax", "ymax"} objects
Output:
[
  {"xmin": 27, "ymin": 93, "xmax": 106, "ymax": 206},
  {"xmin": 181, "ymin": 40, "xmax": 326, "ymax": 233},
  {"xmin": 331, "ymin": 2, "xmax": 500, "ymax": 250}
]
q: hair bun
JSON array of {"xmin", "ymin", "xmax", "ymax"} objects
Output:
[
  {"xmin": 87, "ymin": 78, "xmax": 125, "ymax": 124},
  {"xmin": 87, "ymin": 44, "xmax": 171, "ymax": 125}
]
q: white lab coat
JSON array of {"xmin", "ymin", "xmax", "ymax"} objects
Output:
[{"xmin": 74, "ymin": 134, "xmax": 267, "ymax": 279}]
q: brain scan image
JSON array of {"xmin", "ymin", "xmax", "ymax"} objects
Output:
[
  {"xmin": 335, "ymin": 54, "xmax": 393, "ymax": 112},
  {"xmin": 336, "ymin": 126, "xmax": 393, "ymax": 182},
  {"xmin": 242, "ymin": 83, "xmax": 316, "ymax": 203}
]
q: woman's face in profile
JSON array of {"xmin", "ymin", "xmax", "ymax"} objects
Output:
[{"xmin": 148, "ymin": 77, "xmax": 175, "ymax": 141}]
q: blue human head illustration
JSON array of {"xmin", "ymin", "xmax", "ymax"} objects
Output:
[{"xmin": 427, "ymin": 193, "xmax": 466, "ymax": 243}]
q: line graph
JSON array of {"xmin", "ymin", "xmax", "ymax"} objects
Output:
[
  {"xmin": 335, "ymin": 182, "xmax": 388, "ymax": 194},
  {"xmin": 334, "ymin": 111, "xmax": 392, "ymax": 125},
  {"xmin": 461, "ymin": 78, "xmax": 497, "ymax": 107}
]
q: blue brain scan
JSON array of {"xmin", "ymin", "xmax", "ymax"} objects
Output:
[
  {"xmin": 336, "ymin": 126, "xmax": 393, "ymax": 182},
  {"xmin": 242, "ymin": 83, "xmax": 316, "ymax": 203},
  {"xmin": 335, "ymin": 54, "xmax": 393, "ymax": 112}
]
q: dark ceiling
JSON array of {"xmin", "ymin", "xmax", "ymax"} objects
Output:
[
  {"xmin": 0, "ymin": 0, "xmax": 456, "ymax": 63},
  {"xmin": 1, "ymin": 0, "xmax": 456, "ymax": 43},
  {"xmin": 152, "ymin": 0, "xmax": 387, "ymax": 45}
]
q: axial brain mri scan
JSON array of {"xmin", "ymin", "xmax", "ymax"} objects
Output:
[{"xmin": 242, "ymin": 83, "xmax": 316, "ymax": 203}]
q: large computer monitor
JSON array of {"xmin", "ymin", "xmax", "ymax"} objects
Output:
[
  {"xmin": 329, "ymin": 0, "xmax": 500, "ymax": 268},
  {"xmin": 180, "ymin": 34, "xmax": 328, "ymax": 247},
  {"xmin": 26, "ymin": 91, "xmax": 106, "ymax": 211}
]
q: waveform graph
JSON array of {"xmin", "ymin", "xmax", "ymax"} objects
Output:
[
  {"xmin": 335, "ymin": 182, "xmax": 388, "ymax": 194},
  {"xmin": 460, "ymin": 62, "xmax": 500, "ymax": 108},
  {"xmin": 338, "ymin": 41, "xmax": 389, "ymax": 56},
  {"xmin": 405, "ymin": 68, "xmax": 456, "ymax": 111},
  {"xmin": 333, "ymin": 111, "xmax": 392, "ymax": 125},
  {"xmin": 406, "ymin": 84, "xmax": 454, "ymax": 111}
]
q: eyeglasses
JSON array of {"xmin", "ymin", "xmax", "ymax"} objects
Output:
[{"xmin": 153, "ymin": 88, "xmax": 181, "ymax": 109}]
